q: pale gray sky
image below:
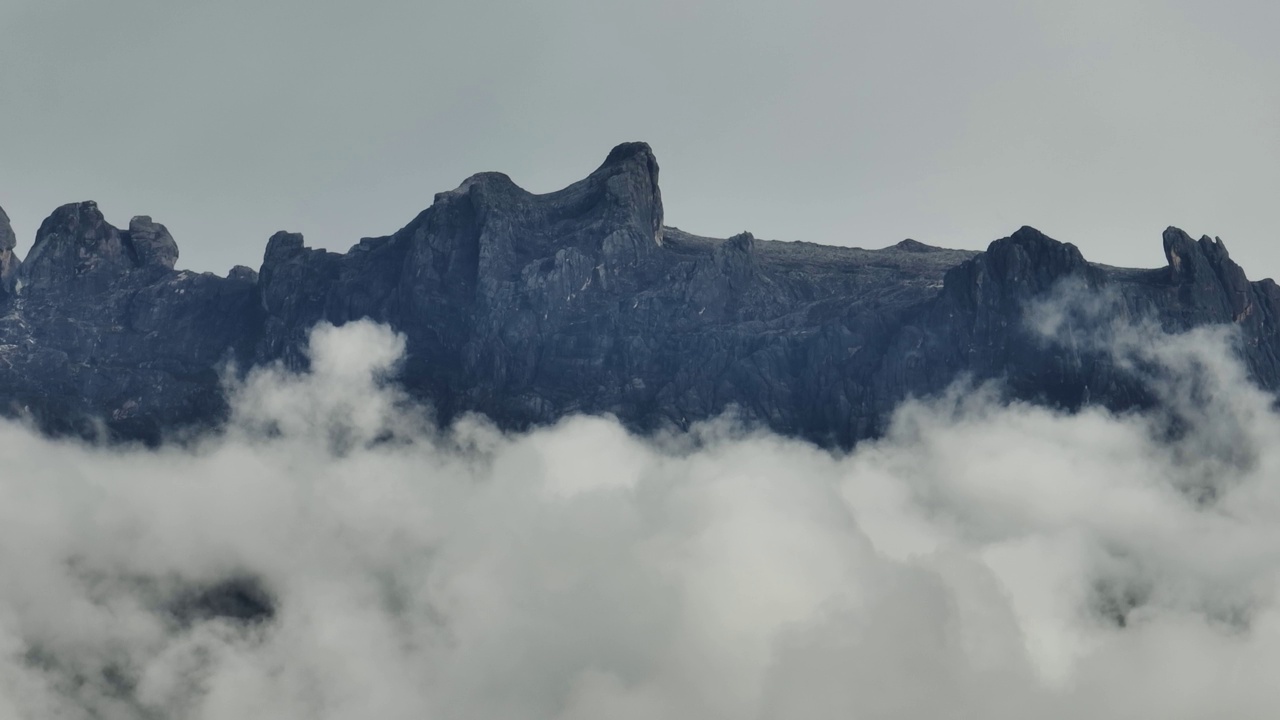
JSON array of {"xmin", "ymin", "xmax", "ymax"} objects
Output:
[{"xmin": 1, "ymin": 0, "xmax": 1277, "ymax": 277}]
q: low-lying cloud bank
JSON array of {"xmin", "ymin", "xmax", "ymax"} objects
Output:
[{"xmin": 3, "ymin": 308, "xmax": 1280, "ymax": 719}]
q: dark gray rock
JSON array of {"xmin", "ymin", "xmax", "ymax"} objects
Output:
[
  {"xmin": 19, "ymin": 201, "xmax": 134, "ymax": 294},
  {"xmin": 0, "ymin": 204, "xmax": 19, "ymax": 296},
  {"xmin": 2, "ymin": 142, "xmax": 1278, "ymax": 447},
  {"xmin": 126, "ymin": 215, "xmax": 179, "ymax": 270},
  {"xmin": 0, "ymin": 203, "xmax": 258, "ymax": 442}
]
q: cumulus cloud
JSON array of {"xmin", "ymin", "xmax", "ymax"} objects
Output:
[{"xmin": 2, "ymin": 311, "xmax": 1280, "ymax": 718}]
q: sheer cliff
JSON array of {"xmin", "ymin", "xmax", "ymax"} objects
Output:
[{"xmin": 2, "ymin": 142, "xmax": 1276, "ymax": 447}]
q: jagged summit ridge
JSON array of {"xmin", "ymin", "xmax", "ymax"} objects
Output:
[
  {"xmin": 17, "ymin": 201, "xmax": 181, "ymax": 297},
  {"xmin": 0, "ymin": 142, "xmax": 1274, "ymax": 446}
]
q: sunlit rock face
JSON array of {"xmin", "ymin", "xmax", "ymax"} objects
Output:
[{"xmin": 2, "ymin": 143, "xmax": 1279, "ymax": 446}]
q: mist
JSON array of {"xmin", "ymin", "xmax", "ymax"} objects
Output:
[{"xmin": 2, "ymin": 307, "xmax": 1280, "ymax": 718}]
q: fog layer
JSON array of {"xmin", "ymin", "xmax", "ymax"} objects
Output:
[{"xmin": 2, "ymin": 311, "xmax": 1279, "ymax": 718}]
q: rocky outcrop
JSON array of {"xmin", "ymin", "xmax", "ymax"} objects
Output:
[
  {"xmin": 126, "ymin": 216, "xmax": 180, "ymax": 271},
  {"xmin": 0, "ymin": 200, "xmax": 259, "ymax": 440},
  {"xmin": 0, "ymin": 205, "xmax": 19, "ymax": 296},
  {"xmin": 1, "ymin": 142, "xmax": 1277, "ymax": 446},
  {"xmin": 19, "ymin": 202, "xmax": 138, "ymax": 294}
]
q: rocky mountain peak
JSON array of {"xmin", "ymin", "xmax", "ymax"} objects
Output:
[
  {"xmin": 20, "ymin": 201, "xmax": 134, "ymax": 293},
  {"xmin": 126, "ymin": 216, "xmax": 179, "ymax": 271},
  {"xmin": 264, "ymin": 230, "xmax": 306, "ymax": 263},
  {"xmin": 1163, "ymin": 226, "xmax": 1239, "ymax": 279},
  {"xmin": 1162, "ymin": 226, "xmax": 1252, "ymax": 322},
  {"xmin": 893, "ymin": 238, "xmax": 936, "ymax": 253},
  {"xmin": 0, "ymin": 205, "xmax": 18, "ymax": 296},
  {"xmin": 600, "ymin": 140, "xmax": 656, "ymax": 167},
  {"xmin": 1, "ymin": 144, "xmax": 1277, "ymax": 449},
  {"xmin": 591, "ymin": 141, "xmax": 663, "ymax": 247},
  {"xmin": 15, "ymin": 203, "xmax": 186, "ymax": 294},
  {"xmin": 942, "ymin": 226, "xmax": 1091, "ymax": 309},
  {"xmin": 0, "ymin": 204, "xmax": 14, "ymax": 252}
]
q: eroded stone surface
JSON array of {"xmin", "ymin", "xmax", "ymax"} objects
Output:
[
  {"xmin": 1, "ymin": 143, "xmax": 1277, "ymax": 446},
  {"xmin": 0, "ymin": 205, "xmax": 19, "ymax": 296}
]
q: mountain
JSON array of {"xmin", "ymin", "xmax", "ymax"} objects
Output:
[{"xmin": 2, "ymin": 142, "xmax": 1277, "ymax": 447}]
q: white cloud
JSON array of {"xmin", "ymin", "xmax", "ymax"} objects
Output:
[{"xmin": 2, "ymin": 316, "xmax": 1280, "ymax": 718}]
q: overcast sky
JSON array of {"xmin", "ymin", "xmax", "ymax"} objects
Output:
[{"xmin": 1, "ymin": 1, "xmax": 1277, "ymax": 277}]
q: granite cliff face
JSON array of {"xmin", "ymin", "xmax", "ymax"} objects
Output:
[{"xmin": 2, "ymin": 142, "xmax": 1277, "ymax": 447}]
